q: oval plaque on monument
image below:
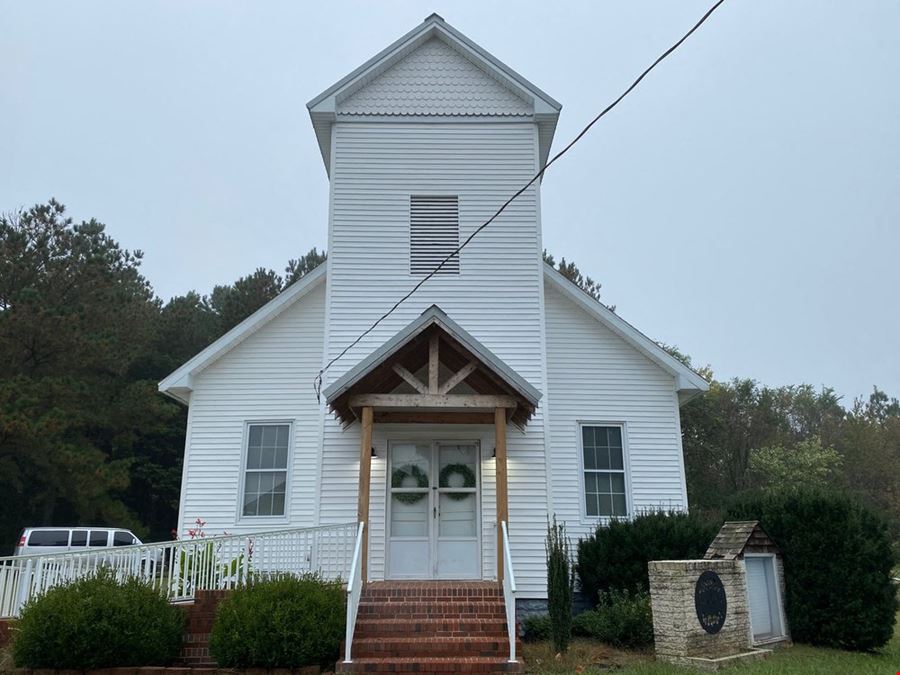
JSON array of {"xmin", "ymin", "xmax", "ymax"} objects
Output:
[{"xmin": 694, "ymin": 570, "xmax": 727, "ymax": 634}]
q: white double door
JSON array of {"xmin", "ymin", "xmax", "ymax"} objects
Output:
[{"xmin": 387, "ymin": 441, "xmax": 481, "ymax": 579}]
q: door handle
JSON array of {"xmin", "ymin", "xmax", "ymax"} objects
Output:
[{"xmin": 433, "ymin": 506, "xmax": 437, "ymax": 519}]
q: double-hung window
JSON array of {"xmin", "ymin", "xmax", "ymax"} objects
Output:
[
  {"xmin": 242, "ymin": 423, "xmax": 290, "ymax": 518},
  {"xmin": 581, "ymin": 425, "xmax": 627, "ymax": 518}
]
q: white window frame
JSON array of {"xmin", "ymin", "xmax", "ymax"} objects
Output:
[
  {"xmin": 744, "ymin": 552, "xmax": 788, "ymax": 642},
  {"xmin": 576, "ymin": 421, "xmax": 632, "ymax": 523},
  {"xmin": 236, "ymin": 419, "xmax": 294, "ymax": 524}
]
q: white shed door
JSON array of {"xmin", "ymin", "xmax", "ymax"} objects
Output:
[{"xmin": 746, "ymin": 556, "xmax": 782, "ymax": 640}]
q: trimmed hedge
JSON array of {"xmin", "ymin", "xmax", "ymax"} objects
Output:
[
  {"xmin": 572, "ymin": 590, "xmax": 654, "ymax": 649},
  {"xmin": 522, "ymin": 614, "xmax": 553, "ymax": 642},
  {"xmin": 12, "ymin": 569, "xmax": 184, "ymax": 669},
  {"xmin": 209, "ymin": 573, "xmax": 344, "ymax": 668},
  {"xmin": 523, "ymin": 591, "xmax": 654, "ymax": 649},
  {"xmin": 576, "ymin": 511, "xmax": 718, "ymax": 603},
  {"xmin": 728, "ymin": 488, "xmax": 897, "ymax": 651}
]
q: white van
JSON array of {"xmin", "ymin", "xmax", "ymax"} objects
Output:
[{"xmin": 15, "ymin": 527, "xmax": 143, "ymax": 557}]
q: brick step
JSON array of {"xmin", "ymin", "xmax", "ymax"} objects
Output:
[
  {"xmin": 361, "ymin": 592, "xmax": 503, "ymax": 600},
  {"xmin": 177, "ymin": 591, "xmax": 227, "ymax": 668},
  {"xmin": 180, "ymin": 643, "xmax": 214, "ymax": 667},
  {"xmin": 358, "ymin": 611, "xmax": 507, "ymax": 621},
  {"xmin": 362, "ymin": 582, "xmax": 501, "ymax": 598},
  {"xmin": 354, "ymin": 617, "xmax": 509, "ymax": 639},
  {"xmin": 358, "ymin": 601, "xmax": 505, "ymax": 618},
  {"xmin": 351, "ymin": 636, "xmax": 521, "ymax": 659},
  {"xmin": 362, "ymin": 590, "xmax": 502, "ymax": 601},
  {"xmin": 360, "ymin": 596, "xmax": 504, "ymax": 605},
  {"xmin": 183, "ymin": 632, "xmax": 210, "ymax": 642},
  {"xmin": 182, "ymin": 658, "xmax": 216, "ymax": 667},
  {"xmin": 337, "ymin": 656, "xmax": 524, "ymax": 673}
]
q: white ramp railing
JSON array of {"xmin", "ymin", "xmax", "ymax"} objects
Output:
[
  {"xmin": 501, "ymin": 521, "xmax": 517, "ymax": 664},
  {"xmin": 0, "ymin": 522, "xmax": 357, "ymax": 618},
  {"xmin": 343, "ymin": 522, "xmax": 366, "ymax": 664}
]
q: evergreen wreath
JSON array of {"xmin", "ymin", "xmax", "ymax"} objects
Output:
[
  {"xmin": 439, "ymin": 463, "xmax": 477, "ymax": 500},
  {"xmin": 391, "ymin": 464, "xmax": 429, "ymax": 504}
]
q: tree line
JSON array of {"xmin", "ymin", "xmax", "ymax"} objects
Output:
[
  {"xmin": 1, "ymin": 200, "xmax": 897, "ymax": 549},
  {"xmin": 0, "ymin": 200, "xmax": 325, "ymax": 546}
]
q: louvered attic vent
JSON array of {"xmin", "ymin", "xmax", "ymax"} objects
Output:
[{"xmin": 409, "ymin": 195, "xmax": 460, "ymax": 275}]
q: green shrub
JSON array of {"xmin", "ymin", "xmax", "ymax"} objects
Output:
[
  {"xmin": 209, "ymin": 573, "xmax": 344, "ymax": 668},
  {"xmin": 571, "ymin": 590, "xmax": 654, "ymax": 649},
  {"xmin": 576, "ymin": 510, "xmax": 718, "ymax": 602},
  {"xmin": 12, "ymin": 569, "xmax": 184, "ymax": 669},
  {"xmin": 728, "ymin": 488, "xmax": 897, "ymax": 651},
  {"xmin": 522, "ymin": 614, "xmax": 552, "ymax": 642},
  {"xmin": 546, "ymin": 516, "xmax": 574, "ymax": 653}
]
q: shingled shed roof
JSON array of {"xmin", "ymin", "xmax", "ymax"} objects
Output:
[{"xmin": 704, "ymin": 521, "xmax": 779, "ymax": 560}]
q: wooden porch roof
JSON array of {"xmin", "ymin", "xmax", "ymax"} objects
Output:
[{"xmin": 322, "ymin": 305, "xmax": 541, "ymax": 428}]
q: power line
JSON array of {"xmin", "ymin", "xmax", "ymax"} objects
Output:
[{"xmin": 314, "ymin": 0, "xmax": 727, "ymax": 401}]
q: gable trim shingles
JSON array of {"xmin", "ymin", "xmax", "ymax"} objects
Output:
[{"xmin": 338, "ymin": 38, "xmax": 531, "ymax": 117}]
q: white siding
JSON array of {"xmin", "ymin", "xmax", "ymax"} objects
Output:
[
  {"xmin": 544, "ymin": 281, "xmax": 688, "ymax": 544},
  {"xmin": 338, "ymin": 38, "xmax": 530, "ymax": 117},
  {"xmin": 178, "ymin": 282, "xmax": 326, "ymax": 536},
  {"xmin": 319, "ymin": 120, "xmax": 551, "ymax": 596},
  {"xmin": 171, "ymin": 25, "xmax": 695, "ymax": 604}
]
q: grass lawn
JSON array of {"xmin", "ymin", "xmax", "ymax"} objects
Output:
[{"xmin": 523, "ymin": 614, "xmax": 899, "ymax": 674}]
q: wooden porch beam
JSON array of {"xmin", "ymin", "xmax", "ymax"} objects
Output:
[
  {"xmin": 358, "ymin": 406, "xmax": 373, "ymax": 582},
  {"xmin": 428, "ymin": 334, "xmax": 439, "ymax": 394},
  {"xmin": 391, "ymin": 364, "xmax": 428, "ymax": 394},
  {"xmin": 438, "ymin": 360, "xmax": 479, "ymax": 395},
  {"xmin": 348, "ymin": 393, "xmax": 518, "ymax": 409},
  {"xmin": 373, "ymin": 411, "xmax": 495, "ymax": 425},
  {"xmin": 495, "ymin": 407, "xmax": 508, "ymax": 584}
]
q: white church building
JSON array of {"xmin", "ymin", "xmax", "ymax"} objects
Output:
[{"xmin": 160, "ymin": 13, "xmax": 707, "ymax": 608}]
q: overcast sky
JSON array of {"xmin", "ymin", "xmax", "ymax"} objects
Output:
[{"xmin": 2, "ymin": 1, "xmax": 898, "ymax": 404}]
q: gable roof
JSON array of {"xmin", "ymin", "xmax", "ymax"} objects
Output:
[
  {"xmin": 159, "ymin": 263, "xmax": 708, "ymax": 407},
  {"xmin": 323, "ymin": 304, "xmax": 542, "ymax": 428},
  {"xmin": 157, "ymin": 264, "xmax": 326, "ymax": 404},
  {"xmin": 307, "ymin": 13, "xmax": 561, "ymax": 177},
  {"xmin": 543, "ymin": 263, "xmax": 709, "ymax": 403},
  {"xmin": 704, "ymin": 521, "xmax": 779, "ymax": 560}
]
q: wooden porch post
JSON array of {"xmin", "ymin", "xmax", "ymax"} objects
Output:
[
  {"xmin": 494, "ymin": 407, "xmax": 508, "ymax": 583},
  {"xmin": 358, "ymin": 405, "xmax": 374, "ymax": 582}
]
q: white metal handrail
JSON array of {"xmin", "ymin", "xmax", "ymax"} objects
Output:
[
  {"xmin": 0, "ymin": 522, "xmax": 357, "ymax": 618},
  {"xmin": 343, "ymin": 521, "xmax": 365, "ymax": 664},
  {"xmin": 501, "ymin": 521, "xmax": 517, "ymax": 663}
]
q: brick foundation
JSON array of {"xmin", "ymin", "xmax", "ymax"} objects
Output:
[
  {"xmin": 11, "ymin": 668, "xmax": 320, "ymax": 674},
  {"xmin": 0, "ymin": 618, "xmax": 12, "ymax": 649}
]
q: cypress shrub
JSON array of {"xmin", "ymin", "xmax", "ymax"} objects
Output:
[
  {"xmin": 12, "ymin": 569, "xmax": 184, "ymax": 669},
  {"xmin": 209, "ymin": 573, "xmax": 344, "ymax": 668},
  {"xmin": 545, "ymin": 516, "xmax": 575, "ymax": 654},
  {"xmin": 728, "ymin": 488, "xmax": 897, "ymax": 651},
  {"xmin": 576, "ymin": 510, "xmax": 718, "ymax": 603}
]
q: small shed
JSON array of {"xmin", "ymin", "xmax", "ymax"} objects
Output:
[{"xmin": 705, "ymin": 521, "xmax": 790, "ymax": 646}]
